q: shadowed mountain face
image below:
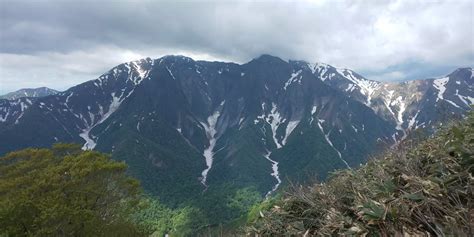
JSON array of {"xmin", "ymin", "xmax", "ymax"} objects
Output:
[
  {"xmin": 0, "ymin": 87, "xmax": 58, "ymax": 100},
  {"xmin": 0, "ymin": 55, "xmax": 472, "ymax": 204}
]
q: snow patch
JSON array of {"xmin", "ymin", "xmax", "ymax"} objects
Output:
[
  {"xmin": 432, "ymin": 77, "xmax": 449, "ymax": 102},
  {"xmin": 455, "ymin": 89, "xmax": 474, "ymax": 107},
  {"xmin": 0, "ymin": 110, "xmax": 10, "ymax": 122},
  {"xmin": 336, "ymin": 68, "xmax": 379, "ymax": 106},
  {"xmin": 307, "ymin": 62, "xmax": 330, "ymax": 81},
  {"xmin": 444, "ymin": 99, "xmax": 461, "ymax": 108},
  {"xmin": 283, "ymin": 70, "xmax": 302, "ymax": 90},
  {"xmin": 351, "ymin": 125, "xmax": 358, "ymax": 133},
  {"xmin": 131, "ymin": 61, "xmax": 149, "ymax": 85},
  {"xmin": 408, "ymin": 111, "xmax": 420, "ymax": 130}
]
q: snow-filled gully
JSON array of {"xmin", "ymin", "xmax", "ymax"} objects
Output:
[
  {"xmin": 263, "ymin": 150, "xmax": 282, "ymax": 198},
  {"xmin": 257, "ymin": 103, "xmax": 300, "ymax": 197},
  {"xmin": 80, "ymin": 92, "xmax": 122, "ymax": 150},
  {"xmin": 200, "ymin": 110, "xmax": 221, "ymax": 187}
]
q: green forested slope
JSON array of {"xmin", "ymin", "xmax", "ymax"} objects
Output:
[{"xmin": 1, "ymin": 112, "xmax": 472, "ymax": 236}]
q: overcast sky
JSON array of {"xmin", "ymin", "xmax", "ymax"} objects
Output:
[{"xmin": 0, "ymin": 0, "xmax": 473, "ymax": 94}]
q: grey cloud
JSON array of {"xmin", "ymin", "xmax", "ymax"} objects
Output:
[{"xmin": 0, "ymin": 0, "xmax": 473, "ymax": 93}]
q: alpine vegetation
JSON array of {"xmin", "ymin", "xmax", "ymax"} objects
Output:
[{"xmin": 249, "ymin": 110, "xmax": 474, "ymax": 236}]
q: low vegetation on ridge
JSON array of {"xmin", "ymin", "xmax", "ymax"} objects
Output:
[
  {"xmin": 248, "ymin": 112, "xmax": 474, "ymax": 236},
  {"xmin": 248, "ymin": 111, "xmax": 474, "ymax": 236}
]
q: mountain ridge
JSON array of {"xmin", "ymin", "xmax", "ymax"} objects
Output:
[
  {"xmin": 0, "ymin": 55, "xmax": 472, "ymax": 209},
  {"xmin": 0, "ymin": 87, "xmax": 59, "ymax": 100}
]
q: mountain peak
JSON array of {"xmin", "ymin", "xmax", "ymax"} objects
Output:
[
  {"xmin": 159, "ymin": 55, "xmax": 195, "ymax": 63},
  {"xmin": 251, "ymin": 54, "xmax": 286, "ymax": 64},
  {"xmin": 446, "ymin": 67, "xmax": 474, "ymax": 80},
  {"xmin": 0, "ymin": 87, "xmax": 59, "ymax": 100}
]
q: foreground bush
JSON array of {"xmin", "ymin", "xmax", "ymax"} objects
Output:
[
  {"xmin": 249, "ymin": 112, "xmax": 473, "ymax": 236},
  {"xmin": 0, "ymin": 144, "xmax": 143, "ymax": 236}
]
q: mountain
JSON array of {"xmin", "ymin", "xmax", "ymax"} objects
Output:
[
  {"xmin": 311, "ymin": 64, "xmax": 473, "ymax": 140},
  {"xmin": 0, "ymin": 55, "xmax": 472, "ymax": 208},
  {"xmin": 0, "ymin": 87, "xmax": 58, "ymax": 100}
]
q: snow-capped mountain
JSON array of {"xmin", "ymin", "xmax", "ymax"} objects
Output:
[
  {"xmin": 306, "ymin": 63, "xmax": 473, "ymax": 141},
  {"xmin": 0, "ymin": 55, "xmax": 471, "ymax": 205},
  {"xmin": 0, "ymin": 87, "xmax": 59, "ymax": 100}
]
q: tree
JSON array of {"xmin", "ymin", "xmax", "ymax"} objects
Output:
[{"xmin": 0, "ymin": 144, "xmax": 143, "ymax": 236}]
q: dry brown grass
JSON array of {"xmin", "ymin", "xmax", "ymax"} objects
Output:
[{"xmin": 249, "ymin": 112, "xmax": 474, "ymax": 236}]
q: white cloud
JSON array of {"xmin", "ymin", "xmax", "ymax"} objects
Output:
[
  {"xmin": 0, "ymin": 46, "xmax": 229, "ymax": 93},
  {"xmin": 371, "ymin": 71, "xmax": 406, "ymax": 82}
]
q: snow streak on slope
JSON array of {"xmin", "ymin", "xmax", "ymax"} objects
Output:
[
  {"xmin": 283, "ymin": 70, "xmax": 302, "ymax": 90},
  {"xmin": 0, "ymin": 98, "xmax": 33, "ymax": 124},
  {"xmin": 80, "ymin": 93, "xmax": 121, "ymax": 150},
  {"xmin": 281, "ymin": 120, "xmax": 299, "ymax": 146},
  {"xmin": 317, "ymin": 119, "xmax": 351, "ymax": 169},
  {"xmin": 309, "ymin": 105, "xmax": 317, "ymax": 125},
  {"xmin": 200, "ymin": 110, "xmax": 221, "ymax": 187},
  {"xmin": 456, "ymin": 89, "xmax": 474, "ymax": 107},
  {"xmin": 14, "ymin": 99, "xmax": 32, "ymax": 124},
  {"xmin": 408, "ymin": 111, "xmax": 420, "ymax": 130},
  {"xmin": 0, "ymin": 110, "xmax": 8, "ymax": 122},
  {"xmin": 132, "ymin": 61, "xmax": 148, "ymax": 84},
  {"xmin": 336, "ymin": 69, "xmax": 379, "ymax": 106},
  {"xmin": 266, "ymin": 103, "xmax": 285, "ymax": 148},
  {"xmin": 307, "ymin": 63, "xmax": 331, "ymax": 81},
  {"xmin": 79, "ymin": 61, "xmax": 151, "ymax": 150},
  {"xmin": 255, "ymin": 103, "xmax": 299, "ymax": 148},
  {"xmin": 263, "ymin": 150, "xmax": 281, "ymax": 198},
  {"xmin": 433, "ymin": 77, "xmax": 449, "ymax": 102},
  {"xmin": 391, "ymin": 96, "xmax": 406, "ymax": 131},
  {"xmin": 432, "ymin": 77, "xmax": 465, "ymax": 108}
]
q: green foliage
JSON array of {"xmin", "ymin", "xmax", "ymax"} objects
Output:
[
  {"xmin": 249, "ymin": 111, "xmax": 474, "ymax": 236},
  {"xmin": 246, "ymin": 195, "xmax": 279, "ymax": 224},
  {"xmin": 226, "ymin": 187, "xmax": 263, "ymax": 220},
  {"xmin": 170, "ymin": 206, "xmax": 207, "ymax": 236},
  {"xmin": 131, "ymin": 198, "xmax": 174, "ymax": 236},
  {"xmin": 0, "ymin": 144, "xmax": 144, "ymax": 236},
  {"xmin": 130, "ymin": 186, "xmax": 262, "ymax": 237},
  {"xmin": 195, "ymin": 185, "xmax": 263, "ymax": 227},
  {"xmin": 131, "ymin": 196, "xmax": 210, "ymax": 237}
]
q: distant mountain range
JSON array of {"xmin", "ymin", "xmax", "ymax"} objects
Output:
[
  {"xmin": 0, "ymin": 55, "xmax": 472, "ymax": 205},
  {"xmin": 0, "ymin": 87, "xmax": 58, "ymax": 100}
]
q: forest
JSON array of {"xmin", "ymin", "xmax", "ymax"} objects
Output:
[{"xmin": 1, "ymin": 111, "xmax": 472, "ymax": 236}]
